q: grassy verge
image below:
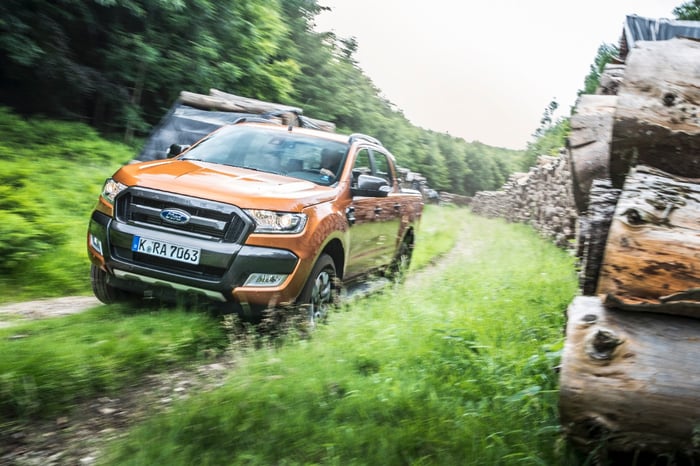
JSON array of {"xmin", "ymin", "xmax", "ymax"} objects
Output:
[
  {"xmin": 0, "ymin": 305, "xmax": 228, "ymax": 421},
  {"xmin": 410, "ymin": 204, "xmax": 462, "ymax": 270},
  {"xmin": 102, "ymin": 212, "xmax": 579, "ymax": 465}
]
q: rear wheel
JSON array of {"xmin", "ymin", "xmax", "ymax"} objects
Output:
[
  {"xmin": 90, "ymin": 264, "xmax": 132, "ymax": 304},
  {"xmin": 298, "ymin": 254, "xmax": 338, "ymax": 328}
]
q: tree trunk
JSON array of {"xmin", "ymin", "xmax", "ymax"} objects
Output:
[
  {"xmin": 208, "ymin": 88, "xmax": 303, "ymax": 115},
  {"xmin": 595, "ymin": 165, "xmax": 700, "ymax": 312},
  {"xmin": 178, "ymin": 89, "xmax": 336, "ymax": 132},
  {"xmin": 609, "ymin": 38, "xmax": 700, "ymax": 188},
  {"xmin": 559, "ymin": 295, "xmax": 700, "ymax": 456},
  {"xmin": 568, "ymin": 94, "xmax": 617, "ymax": 213},
  {"xmin": 577, "ymin": 179, "xmax": 620, "ymax": 295},
  {"xmin": 596, "ymin": 63, "xmax": 625, "ymax": 96},
  {"xmin": 178, "ymin": 90, "xmax": 284, "ymax": 114}
]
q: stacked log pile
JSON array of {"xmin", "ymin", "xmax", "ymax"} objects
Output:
[
  {"xmin": 437, "ymin": 191, "xmax": 471, "ymax": 206},
  {"xmin": 470, "ymin": 152, "xmax": 577, "ymax": 248},
  {"xmin": 559, "ymin": 37, "xmax": 700, "ymax": 459},
  {"xmin": 472, "ymin": 35, "xmax": 700, "ymax": 459}
]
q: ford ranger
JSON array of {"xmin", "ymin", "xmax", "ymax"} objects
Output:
[{"xmin": 87, "ymin": 119, "xmax": 423, "ymax": 322}]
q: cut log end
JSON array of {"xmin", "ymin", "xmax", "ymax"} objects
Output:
[{"xmin": 559, "ymin": 296, "xmax": 700, "ymax": 457}]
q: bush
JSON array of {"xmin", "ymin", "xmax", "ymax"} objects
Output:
[{"xmin": 0, "ymin": 108, "xmax": 134, "ymax": 301}]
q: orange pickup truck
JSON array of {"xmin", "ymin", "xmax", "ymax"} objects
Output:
[{"xmin": 87, "ymin": 119, "xmax": 423, "ymax": 322}]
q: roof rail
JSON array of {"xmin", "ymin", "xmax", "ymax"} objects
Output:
[{"xmin": 348, "ymin": 133, "xmax": 383, "ymax": 146}]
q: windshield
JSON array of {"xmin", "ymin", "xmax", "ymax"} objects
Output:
[{"xmin": 180, "ymin": 125, "xmax": 349, "ymax": 186}]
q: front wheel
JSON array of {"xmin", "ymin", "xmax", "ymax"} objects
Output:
[
  {"xmin": 90, "ymin": 264, "xmax": 133, "ymax": 304},
  {"xmin": 298, "ymin": 254, "xmax": 338, "ymax": 328}
]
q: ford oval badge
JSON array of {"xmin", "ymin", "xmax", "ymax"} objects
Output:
[{"xmin": 160, "ymin": 208, "xmax": 191, "ymax": 225}]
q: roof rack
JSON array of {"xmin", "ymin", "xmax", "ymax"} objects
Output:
[{"xmin": 348, "ymin": 133, "xmax": 383, "ymax": 146}]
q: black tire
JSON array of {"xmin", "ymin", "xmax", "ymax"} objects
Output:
[
  {"xmin": 298, "ymin": 254, "xmax": 338, "ymax": 327},
  {"xmin": 90, "ymin": 264, "xmax": 128, "ymax": 304},
  {"xmin": 387, "ymin": 237, "xmax": 413, "ymax": 282}
]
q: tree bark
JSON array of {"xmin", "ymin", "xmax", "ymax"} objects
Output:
[
  {"xmin": 559, "ymin": 295, "xmax": 700, "ymax": 456},
  {"xmin": 577, "ymin": 179, "xmax": 620, "ymax": 295},
  {"xmin": 609, "ymin": 38, "xmax": 700, "ymax": 188},
  {"xmin": 178, "ymin": 89, "xmax": 336, "ymax": 132},
  {"xmin": 596, "ymin": 63, "xmax": 625, "ymax": 96},
  {"xmin": 595, "ymin": 165, "xmax": 700, "ymax": 311},
  {"xmin": 568, "ymin": 94, "xmax": 617, "ymax": 213}
]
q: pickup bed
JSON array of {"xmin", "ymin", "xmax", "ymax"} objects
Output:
[{"xmin": 87, "ymin": 120, "xmax": 423, "ymax": 322}]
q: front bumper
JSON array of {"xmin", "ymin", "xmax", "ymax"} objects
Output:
[{"xmin": 88, "ymin": 210, "xmax": 300, "ymax": 310}]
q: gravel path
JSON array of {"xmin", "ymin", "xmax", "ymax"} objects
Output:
[{"xmin": 0, "ymin": 296, "xmax": 100, "ymax": 328}]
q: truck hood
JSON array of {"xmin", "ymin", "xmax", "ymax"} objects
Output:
[{"xmin": 115, "ymin": 159, "xmax": 338, "ymax": 210}]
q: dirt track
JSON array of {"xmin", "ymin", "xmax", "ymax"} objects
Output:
[{"xmin": 0, "ymin": 296, "xmax": 100, "ymax": 328}]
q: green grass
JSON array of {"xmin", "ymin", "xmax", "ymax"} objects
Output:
[
  {"xmin": 0, "ymin": 109, "xmax": 581, "ymax": 463},
  {"xmin": 101, "ymin": 213, "xmax": 579, "ymax": 465},
  {"xmin": 0, "ymin": 107, "xmax": 135, "ymax": 302},
  {"xmin": 410, "ymin": 204, "xmax": 461, "ymax": 270},
  {"xmin": 0, "ymin": 204, "xmax": 461, "ymax": 423},
  {"xmin": 0, "ymin": 305, "xmax": 228, "ymax": 421}
]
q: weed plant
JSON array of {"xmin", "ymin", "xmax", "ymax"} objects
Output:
[
  {"xmin": 102, "ymin": 213, "xmax": 579, "ymax": 465},
  {"xmin": 0, "ymin": 305, "xmax": 228, "ymax": 421}
]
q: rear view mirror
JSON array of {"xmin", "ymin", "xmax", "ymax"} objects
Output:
[{"xmin": 167, "ymin": 143, "xmax": 190, "ymax": 157}]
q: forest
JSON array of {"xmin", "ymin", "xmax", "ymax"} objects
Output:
[{"xmin": 0, "ymin": 0, "xmax": 525, "ymax": 195}]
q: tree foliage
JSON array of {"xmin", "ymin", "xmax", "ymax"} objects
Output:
[
  {"xmin": 581, "ymin": 43, "xmax": 619, "ymax": 95},
  {"xmin": 0, "ymin": 0, "xmax": 522, "ymax": 195},
  {"xmin": 674, "ymin": 0, "xmax": 700, "ymax": 19}
]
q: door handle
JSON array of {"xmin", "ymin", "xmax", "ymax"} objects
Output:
[
  {"xmin": 374, "ymin": 206, "xmax": 383, "ymax": 215},
  {"xmin": 393, "ymin": 203, "xmax": 401, "ymax": 212}
]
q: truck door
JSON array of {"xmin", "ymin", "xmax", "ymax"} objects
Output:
[{"xmin": 345, "ymin": 148, "xmax": 402, "ymax": 279}]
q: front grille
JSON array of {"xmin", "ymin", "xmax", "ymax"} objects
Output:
[{"xmin": 115, "ymin": 187, "xmax": 252, "ymax": 243}]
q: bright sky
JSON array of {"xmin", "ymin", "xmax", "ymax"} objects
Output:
[{"xmin": 314, "ymin": 0, "xmax": 682, "ymax": 150}]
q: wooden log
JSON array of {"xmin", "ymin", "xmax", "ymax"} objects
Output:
[
  {"xmin": 178, "ymin": 89, "xmax": 336, "ymax": 132},
  {"xmin": 208, "ymin": 88, "xmax": 303, "ymax": 114},
  {"xmin": 208, "ymin": 89, "xmax": 336, "ymax": 132},
  {"xmin": 596, "ymin": 63, "xmax": 625, "ymax": 96},
  {"xmin": 568, "ymin": 95, "xmax": 617, "ymax": 213},
  {"xmin": 577, "ymin": 179, "xmax": 620, "ymax": 295},
  {"xmin": 296, "ymin": 115, "xmax": 336, "ymax": 133},
  {"xmin": 609, "ymin": 38, "xmax": 700, "ymax": 188},
  {"xmin": 596, "ymin": 165, "xmax": 700, "ymax": 313},
  {"xmin": 559, "ymin": 295, "xmax": 700, "ymax": 456}
]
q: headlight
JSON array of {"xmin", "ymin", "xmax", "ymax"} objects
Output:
[
  {"xmin": 100, "ymin": 178, "xmax": 127, "ymax": 205},
  {"xmin": 245, "ymin": 210, "xmax": 307, "ymax": 234}
]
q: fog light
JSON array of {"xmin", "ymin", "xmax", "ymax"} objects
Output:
[
  {"xmin": 89, "ymin": 234, "xmax": 103, "ymax": 255},
  {"xmin": 243, "ymin": 273, "xmax": 287, "ymax": 287}
]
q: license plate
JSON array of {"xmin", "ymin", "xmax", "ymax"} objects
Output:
[{"xmin": 131, "ymin": 236, "xmax": 201, "ymax": 265}]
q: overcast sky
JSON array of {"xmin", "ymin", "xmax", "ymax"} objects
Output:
[{"xmin": 314, "ymin": 0, "xmax": 683, "ymax": 150}]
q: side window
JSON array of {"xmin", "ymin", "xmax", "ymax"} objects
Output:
[
  {"xmin": 352, "ymin": 148, "xmax": 372, "ymax": 187},
  {"xmin": 372, "ymin": 150, "xmax": 393, "ymax": 185}
]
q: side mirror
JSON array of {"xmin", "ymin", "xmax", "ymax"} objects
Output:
[
  {"xmin": 167, "ymin": 143, "xmax": 190, "ymax": 158},
  {"xmin": 351, "ymin": 174, "xmax": 391, "ymax": 197}
]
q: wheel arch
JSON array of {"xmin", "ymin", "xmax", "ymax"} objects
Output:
[{"xmin": 321, "ymin": 238, "xmax": 345, "ymax": 280}]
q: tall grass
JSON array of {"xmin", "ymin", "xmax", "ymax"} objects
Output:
[
  {"xmin": 102, "ymin": 213, "xmax": 579, "ymax": 465},
  {"xmin": 0, "ymin": 305, "xmax": 228, "ymax": 421}
]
